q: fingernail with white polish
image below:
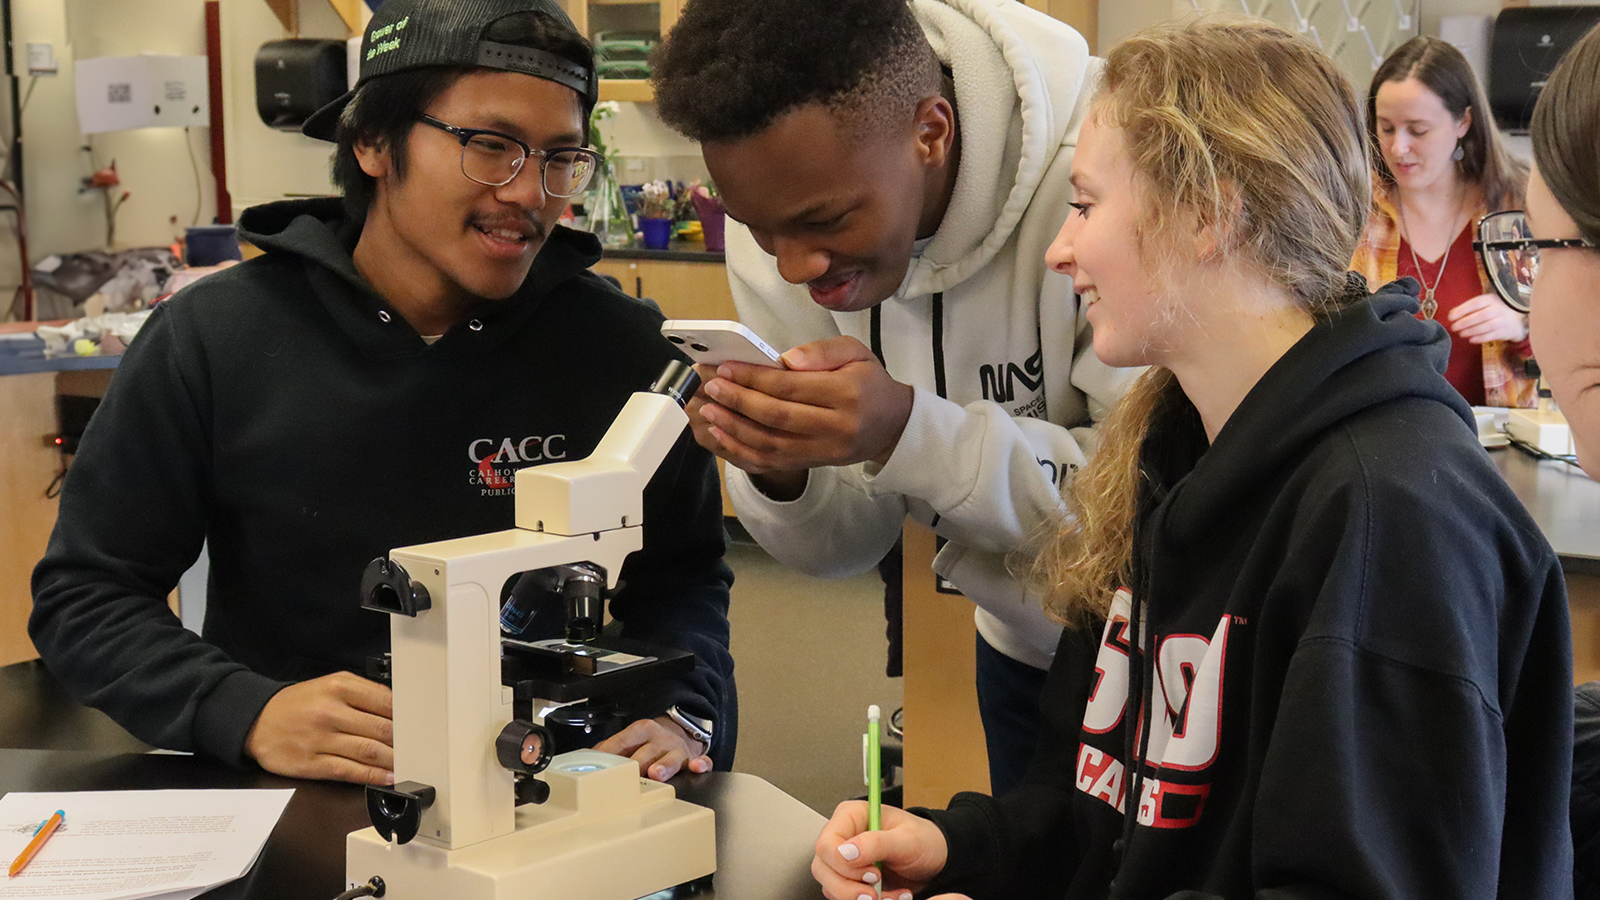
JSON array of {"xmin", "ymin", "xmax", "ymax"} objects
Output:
[
  {"xmin": 857, "ymin": 895, "xmax": 872, "ymax": 900},
  {"xmin": 861, "ymin": 870, "xmax": 879, "ymax": 884},
  {"xmin": 838, "ymin": 843, "xmax": 860, "ymax": 861}
]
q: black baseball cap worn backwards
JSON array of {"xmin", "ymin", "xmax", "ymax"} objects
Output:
[{"xmin": 301, "ymin": 0, "xmax": 597, "ymax": 142}]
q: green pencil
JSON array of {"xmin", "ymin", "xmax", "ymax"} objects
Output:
[{"xmin": 867, "ymin": 704, "xmax": 882, "ymax": 831}]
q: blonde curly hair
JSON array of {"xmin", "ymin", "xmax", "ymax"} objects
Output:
[{"xmin": 1030, "ymin": 16, "xmax": 1371, "ymax": 626}]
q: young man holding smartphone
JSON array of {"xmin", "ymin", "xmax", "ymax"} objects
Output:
[{"xmin": 652, "ymin": 0, "xmax": 1138, "ymax": 793}]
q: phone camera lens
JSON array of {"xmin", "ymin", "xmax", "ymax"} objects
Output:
[
  {"xmin": 691, "ymin": 343, "xmax": 709, "ymax": 352},
  {"xmin": 667, "ymin": 335, "xmax": 685, "ymax": 344}
]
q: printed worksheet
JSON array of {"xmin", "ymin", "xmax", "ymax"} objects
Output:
[{"xmin": 0, "ymin": 789, "xmax": 293, "ymax": 900}]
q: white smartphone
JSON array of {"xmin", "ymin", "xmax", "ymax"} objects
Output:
[{"xmin": 661, "ymin": 319, "xmax": 786, "ymax": 368}]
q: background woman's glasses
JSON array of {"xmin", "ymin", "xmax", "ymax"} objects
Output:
[{"xmin": 1475, "ymin": 210, "xmax": 1596, "ymax": 313}]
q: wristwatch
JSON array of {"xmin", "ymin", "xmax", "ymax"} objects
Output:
[{"xmin": 665, "ymin": 705, "xmax": 714, "ymax": 754}]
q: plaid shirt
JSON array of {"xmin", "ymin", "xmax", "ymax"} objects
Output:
[{"xmin": 1352, "ymin": 190, "xmax": 1537, "ymax": 408}]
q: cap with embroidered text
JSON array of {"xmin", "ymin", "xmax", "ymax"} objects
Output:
[{"xmin": 301, "ymin": 0, "xmax": 596, "ymax": 142}]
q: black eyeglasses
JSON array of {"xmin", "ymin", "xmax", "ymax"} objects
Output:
[
  {"xmin": 1472, "ymin": 209, "xmax": 1596, "ymax": 313},
  {"xmin": 418, "ymin": 114, "xmax": 602, "ymax": 198}
]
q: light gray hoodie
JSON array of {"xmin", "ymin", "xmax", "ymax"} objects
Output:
[{"xmin": 723, "ymin": 0, "xmax": 1141, "ymax": 669}]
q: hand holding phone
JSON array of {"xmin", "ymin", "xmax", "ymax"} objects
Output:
[{"xmin": 661, "ymin": 320, "xmax": 786, "ymax": 368}]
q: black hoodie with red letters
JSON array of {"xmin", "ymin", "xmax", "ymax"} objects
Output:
[
  {"xmin": 920, "ymin": 279, "xmax": 1574, "ymax": 899},
  {"xmin": 31, "ymin": 198, "xmax": 736, "ymax": 772}
]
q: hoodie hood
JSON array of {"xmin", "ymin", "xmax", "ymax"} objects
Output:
[
  {"xmin": 236, "ymin": 197, "xmax": 604, "ymax": 355},
  {"xmin": 1147, "ymin": 276, "xmax": 1474, "ymax": 550},
  {"xmin": 900, "ymin": 0, "xmax": 1090, "ymax": 298}
]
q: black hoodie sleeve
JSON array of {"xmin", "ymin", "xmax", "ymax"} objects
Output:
[
  {"xmin": 30, "ymin": 302, "xmax": 288, "ymax": 766},
  {"xmin": 1228, "ymin": 448, "xmax": 1575, "ymax": 900},
  {"xmin": 912, "ymin": 622, "xmax": 1099, "ymax": 898},
  {"xmin": 606, "ymin": 425, "xmax": 738, "ymax": 770}
]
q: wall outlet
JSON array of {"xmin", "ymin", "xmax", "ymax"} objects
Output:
[
  {"xmin": 26, "ymin": 42, "xmax": 56, "ymax": 76},
  {"xmin": 1507, "ymin": 408, "xmax": 1575, "ymax": 456}
]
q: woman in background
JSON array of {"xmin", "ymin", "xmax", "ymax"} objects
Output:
[
  {"xmin": 808, "ymin": 17, "xmax": 1573, "ymax": 900},
  {"xmin": 1485, "ymin": 21, "xmax": 1600, "ymax": 897},
  {"xmin": 1353, "ymin": 36, "xmax": 1535, "ymax": 407}
]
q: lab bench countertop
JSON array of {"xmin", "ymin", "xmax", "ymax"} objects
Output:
[
  {"xmin": 0, "ymin": 661, "xmax": 826, "ymax": 900},
  {"xmin": 1492, "ymin": 447, "xmax": 1600, "ymax": 575},
  {"xmin": 0, "ymin": 320, "xmax": 121, "ymax": 377},
  {"xmin": 601, "ymin": 240, "xmax": 725, "ymax": 263}
]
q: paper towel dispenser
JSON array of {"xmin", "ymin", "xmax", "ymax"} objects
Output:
[
  {"xmin": 1489, "ymin": 6, "xmax": 1600, "ymax": 132},
  {"xmin": 255, "ymin": 39, "xmax": 348, "ymax": 132}
]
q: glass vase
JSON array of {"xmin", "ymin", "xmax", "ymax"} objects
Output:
[{"xmin": 589, "ymin": 164, "xmax": 635, "ymax": 249}]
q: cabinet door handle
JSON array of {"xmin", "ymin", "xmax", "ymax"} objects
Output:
[{"xmin": 635, "ymin": 276, "xmax": 643, "ymax": 299}]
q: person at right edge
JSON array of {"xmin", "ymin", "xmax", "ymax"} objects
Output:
[
  {"xmin": 1487, "ymin": 20, "xmax": 1600, "ymax": 896},
  {"xmin": 808, "ymin": 17, "xmax": 1573, "ymax": 900},
  {"xmin": 650, "ymin": 0, "xmax": 1139, "ymax": 796}
]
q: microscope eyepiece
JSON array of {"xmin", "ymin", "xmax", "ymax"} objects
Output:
[{"xmin": 650, "ymin": 360, "xmax": 701, "ymax": 407}]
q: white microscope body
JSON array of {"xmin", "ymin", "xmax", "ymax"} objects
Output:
[{"xmin": 344, "ymin": 363, "xmax": 716, "ymax": 899}]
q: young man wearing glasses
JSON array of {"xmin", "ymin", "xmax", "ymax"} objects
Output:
[
  {"xmin": 651, "ymin": 0, "xmax": 1139, "ymax": 794},
  {"xmin": 32, "ymin": 0, "xmax": 734, "ymax": 787}
]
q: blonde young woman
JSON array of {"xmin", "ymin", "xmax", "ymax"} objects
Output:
[
  {"xmin": 809, "ymin": 18, "xmax": 1574, "ymax": 900},
  {"xmin": 1353, "ymin": 37, "xmax": 1535, "ymax": 407}
]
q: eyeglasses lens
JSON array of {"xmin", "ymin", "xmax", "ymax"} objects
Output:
[
  {"xmin": 543, "ymin": 151, "xmax": 596, "ymax": 198},
  {"xmin": 460, "ymin": 135, "xmax": 595, "ymax": 198},
  {"xmin": 1482, "ymin": 212, "xmax": 1537, "ymax": 311},
  {"xmin": 462, "ymin": 134, "xmax": 522, "ymax": 187}
]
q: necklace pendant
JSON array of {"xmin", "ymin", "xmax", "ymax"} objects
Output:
[{"xmin": 1421, "ymin": 291, "xmax": 1438, "ymax": 320}]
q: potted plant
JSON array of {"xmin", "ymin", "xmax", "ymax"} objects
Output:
[{"xmin": 638, "ymin": 180, "xmax": 675, "ymax": 250}]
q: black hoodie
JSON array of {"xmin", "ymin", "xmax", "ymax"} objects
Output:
[
  {"xmin": 1577, "ymin": 681, "xmax": 1600, "ymax": 898},
  {"xmin": 31, "ymin": 198, "xmax": 736, "ymax": 771},
  {"xmin": 920, "ymin": 280, "xmax": 1574, "ymax": 898}
]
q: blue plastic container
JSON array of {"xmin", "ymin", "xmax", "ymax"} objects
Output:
[
  {"xmin": 639, "ymin": 217, "xmax": 673, "ymax": 250},
  {"xmin": 185, "ymin": 225, "xmax": 242, "ymax": 266}
]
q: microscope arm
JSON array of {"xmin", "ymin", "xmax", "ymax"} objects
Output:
[{"xmin": 512, "ymin": 363, "xmax": 700, "ymax": 574}]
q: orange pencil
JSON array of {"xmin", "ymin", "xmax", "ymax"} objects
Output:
[{"xmin": 8, "ymin": 810, "xmax": 64, "ymax": 877}]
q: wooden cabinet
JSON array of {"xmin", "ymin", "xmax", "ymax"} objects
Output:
[
  {"xmin": 591, "ymin": 257, "xmax": 736, "ymax": 320},
  {"xmin": 556, "ymin": 0, "xmax": 680, "ymax": 102},
  {"xmin": 0, "ymin": 368, "xmax": 114, "ymax": 667},
  {"xmin": 900, "ymin": 521, "xmax": 991, "ymax": 808},
  {"xmin": 592, "ymin": 256, "xmax": 738, "ymax": 515},
  {"xmin": 0, "ymin": 373, "xmax": 58, "ymax": 667},
  {"xmin": 1019, "ymin": 0, "xmax": 1097, "ymax": 51},
  {"xmin": 558, "ymin": 0, "xmax": 1099, "ymax": 104}
]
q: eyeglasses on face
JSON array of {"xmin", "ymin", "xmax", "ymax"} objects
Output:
[
  {"xmin": 417, "ymin": 114, "xmax": 602, "ymax": 198},
  {"xmin": 1473, "ymin": 209, "xmax": 1596, "ymax": 313}
]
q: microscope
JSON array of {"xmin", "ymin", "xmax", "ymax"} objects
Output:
[{"xmin": 344, "ymin": 361, "xmax": 716, "ymax": 900}]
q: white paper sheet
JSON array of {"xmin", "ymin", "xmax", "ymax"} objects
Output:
[{"xmin": 0, "ymin": 789, "xmax": 293, "ymax": 900}]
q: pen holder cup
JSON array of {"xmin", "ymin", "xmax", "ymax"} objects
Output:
[
  {"xmin": 692, "ymin": 194, "xmax": 726, "ymax": 252},
  {"xmin": 640, "ymin": 217, "xmax": 673, "ymax": 251}
]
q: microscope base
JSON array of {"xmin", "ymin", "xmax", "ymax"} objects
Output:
[{"xmin": 345, "ymin": 751, "xmax": 716, "ymax": 900}]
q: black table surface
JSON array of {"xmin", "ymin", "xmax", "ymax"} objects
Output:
[
  {"xmin": 1493, "ymin": 446, "xmax": 1600, "ymax": 575},
  {"xmin": 0, "ymin": 662, "xmax": 825, "ymax": 900}
]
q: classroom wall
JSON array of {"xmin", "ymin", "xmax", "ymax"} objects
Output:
[
  {"xmin": 0, "ymin": 0, "xmax": 700, "ymax": 321},
  {"xmin": 603, "ymin": 101, "xmax": 708, "ymax": 187},
  {"xmin": 8, "ymin": 0, "xmax": 216, "ymax": 263},
  {"xmin": 1098, "ymin": 0, "xmax": 1516, "ymax": 61},
  {"xmin": 0, "ymin": 0, "xmax": 356, "ymax": 315},
  {"xmin": 218, "ymin": 0, "xmax": 352, "ymax": 213},
  {"xmin": 0, "ymin": 0, "xmax": 1547, "ymax": 319}
]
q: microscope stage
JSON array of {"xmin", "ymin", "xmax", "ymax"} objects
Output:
[{"xmin": 502, "ymin": 635, "xmax": 694, "ymax": 702}]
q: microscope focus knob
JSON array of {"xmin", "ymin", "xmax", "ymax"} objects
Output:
[{"xmin": 496, "ymin": 720, "xmax": 554, "ymax": 775}]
